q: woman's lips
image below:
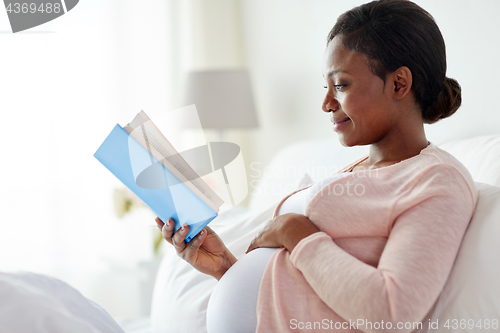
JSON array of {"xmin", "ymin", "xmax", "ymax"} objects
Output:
[{"xmin": 330, "ymin": 115, "xmax": 351, "ymax": 131}]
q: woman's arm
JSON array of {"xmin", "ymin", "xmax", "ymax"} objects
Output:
[
  {"xmin": 156, "ymin": 218, "xmax": 237, "ymax": 280},
  {"xmin": 286, "ymin": 168, "xmax": 476, "ymax": 333}
]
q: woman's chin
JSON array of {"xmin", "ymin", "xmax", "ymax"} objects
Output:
[
  {"xmin": 337, "ymin": 135, "xmax": 357, "ymax": 147},
  {"xmin": 337, "ymin": 133, "xmax": 373, "ymax": 147}
]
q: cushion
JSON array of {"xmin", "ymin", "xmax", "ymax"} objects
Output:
[
  {"xmin": 417, "ymin": 182, "xmax": 500, "ymax": 332},
  {"xmin": 439, "ymin": 134, "xmax": 500, "ymax": 187}
]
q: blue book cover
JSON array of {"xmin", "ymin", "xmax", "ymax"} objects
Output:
[{"xmin": 94, "ymin": 124, "xmax": 218, "ymax": 243}]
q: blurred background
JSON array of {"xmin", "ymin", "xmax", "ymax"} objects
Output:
[{"xmin": 1, "ymin": 0, "xmax": 499, "ymax": 325}]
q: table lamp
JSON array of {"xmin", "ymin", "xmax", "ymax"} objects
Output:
[
  {"xmin": 181, "ymin": 69, "xmax": 258, "ymax": 134},
  {"xmin": 180, "ymin": 69, "xmax": 258, "ymax": 207}
]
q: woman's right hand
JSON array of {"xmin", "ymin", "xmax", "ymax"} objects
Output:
[{"xmin": 156, "ymin": 217, "xmax": 237, "ymax": 280}]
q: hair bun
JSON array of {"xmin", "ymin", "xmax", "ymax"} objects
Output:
[{"xmin": 423, "ymin": 77, "xmax": 462, "ymax": 124}]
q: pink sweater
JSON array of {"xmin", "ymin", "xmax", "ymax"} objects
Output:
[{"xmin": 255, "ymin": 143, "xmax": 478, "ymax": 333}]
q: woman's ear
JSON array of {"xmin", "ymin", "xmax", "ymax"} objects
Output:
[{"xmin": 392, "ymin": 66, "xmax": 413, "ymax": 100}]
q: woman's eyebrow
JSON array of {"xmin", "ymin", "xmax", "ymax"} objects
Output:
[
  {"xmin": 328, "ymin": 69, "xmax": 346, "ymax": 77},
  {"xmin": 323, "ymin": 69, "xmax": 347, "ymax": 79}
]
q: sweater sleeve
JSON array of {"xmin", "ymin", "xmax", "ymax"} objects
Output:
[{"xmin": 289, "ymin": 166, "xmax": 476, "ymax": 333}]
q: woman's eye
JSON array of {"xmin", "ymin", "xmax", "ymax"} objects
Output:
[{"xmin": 324, "ymin": 84, "xmax": 346, "ymax": 91}]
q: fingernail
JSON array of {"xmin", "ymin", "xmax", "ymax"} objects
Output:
[
  {"xmin": 181, "ymin": 224, "xmax": 186, "ymax": 231},
  {"xmin": 166, "ymin": 220, "xmax": 170, "ymax": 227},
  {"xmin": 157, "ymin": 224, "xmax": 162, "ymax": 231}
]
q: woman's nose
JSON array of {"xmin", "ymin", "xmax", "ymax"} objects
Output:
[{"xmin": 322, "ymin": 93, "xmax": 340, "ymax": 113}]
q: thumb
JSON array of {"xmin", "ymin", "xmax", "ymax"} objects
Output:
[{"xmin": 246, "ymin": 239, "xmax": 258, "ymax": 254}]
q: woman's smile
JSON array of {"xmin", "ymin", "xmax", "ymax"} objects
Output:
[{"xmin": 330, "ymin": 114, "xmax": 351, "ymax": 131}]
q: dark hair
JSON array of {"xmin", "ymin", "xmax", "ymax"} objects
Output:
[{"xmin": 327, "ymin": 0, "xmax": 461, "ymax": 124}]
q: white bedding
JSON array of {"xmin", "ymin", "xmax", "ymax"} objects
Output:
[{"xmin": 0, "ymin": 272, "xmax": 124, "ymax": 333}]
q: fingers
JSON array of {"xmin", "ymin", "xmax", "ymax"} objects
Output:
[
  {"xmin": 204, "ymin": 226, "xmax": 216, "ymax": 237},
  {"xmin": 171, "ymin": 225, "xmax": 208, "ymax": 263},
  {"xmin": 172, "ymin": 223, "xmax": 190, "ymax": 253},
  {"xmin": 155, "ymin": 217, "xmax": 164, "ymax": 231},
  {"xmin": 245, "ymin": 242, "xmax": 256, "ymax": 254},
  {"xmin": 158, "ymin": 218, "xmax": 174, "ymax": 244},
  {"xmin": 180, "ymin": 228, "xmax": 206, "ymax": 260},
  {"xmin": 156, "ymin": 217, "xmax": 211, "ymax": 266},
  {"xmin": 158, "ymin": 217, "xmax": 186, "ymax": 252},
  {"xmin": 246, "ymin": 233, "xmax": 261, "ymax": 254},
  {"xmin": 245, "ymin": 225, "xmax": 285, "ymax": 254}
]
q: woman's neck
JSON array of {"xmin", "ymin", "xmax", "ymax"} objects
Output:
[{"xmin": 364, "ymin": 119, "xmax": 429, "ymax": 169}]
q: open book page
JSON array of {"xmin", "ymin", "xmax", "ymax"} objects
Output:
[{"xmin": 124, "ymin": 111, "xmax": 224, "ymax": 211}]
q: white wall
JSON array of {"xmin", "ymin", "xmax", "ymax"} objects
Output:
[
  {"xmin": 240, "ymin": 0, "xmax": 500, "ymax": 173},
  {"xmin": 0, "ymin": 0, "xmax": 174, "ymax": 322}
]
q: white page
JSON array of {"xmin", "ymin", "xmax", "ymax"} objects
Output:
[{"xmin": 124, "ymin": 111, "xmax": 223, "ymax": 211}]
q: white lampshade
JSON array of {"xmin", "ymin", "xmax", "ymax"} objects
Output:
[{"xmin": 181, "ymin": 69, "xmax": 258, "ymax": 129}]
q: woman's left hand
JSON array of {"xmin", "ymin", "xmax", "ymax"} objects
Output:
[{"xmin": 246, "ymin": 213, "xmax": 320, "ymax": 254}]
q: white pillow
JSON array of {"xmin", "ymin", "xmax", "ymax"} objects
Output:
[
  {"xmin": 417, "ymin": 183, "xmax": 500, "ymax": 332},
  {"xmin": 439, "ymin": 134, "xmax": 500, "ymax": 187}
]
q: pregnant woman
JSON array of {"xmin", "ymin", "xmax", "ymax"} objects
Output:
[{"xmin": 156, "ymin": 0, "xmax": 478, "ymax": 332}]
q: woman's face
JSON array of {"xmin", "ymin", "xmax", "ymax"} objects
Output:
[{"xmin": 322, "ymin": 36, "xmax": 398, "ymax": 147}]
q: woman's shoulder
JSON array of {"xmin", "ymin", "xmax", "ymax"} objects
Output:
[
  {"xmin": 371, "ymin": 142, "xmax": 473, "ymax": 178},
  {"xmin": 419, "ymin": 143, "xmax": 474, "ymax": 180},
  {"xmin": 404, "ymin": 142, "xmax": 478, "ymax": 204}
]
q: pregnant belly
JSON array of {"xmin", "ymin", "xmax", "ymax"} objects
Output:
[{"xmin": 206, "ymin": 248, "xmax": 278, "ymax": 333}]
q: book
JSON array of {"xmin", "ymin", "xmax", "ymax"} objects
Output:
[{"xmin": 94, "ymin": 111, "xmax": 224, "ymax": 243}]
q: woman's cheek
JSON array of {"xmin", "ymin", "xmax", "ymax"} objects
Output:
[
  {"xmin": 339, "ymin": 94, "xmax": 355, "ymax": 113},
  {"xmin": 343, "ymin": 94, "xmax": 370, "ymax": 117},
  {"xmin": 337, "ymin": 94, "xmax": 347, "ymax": 107}
]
